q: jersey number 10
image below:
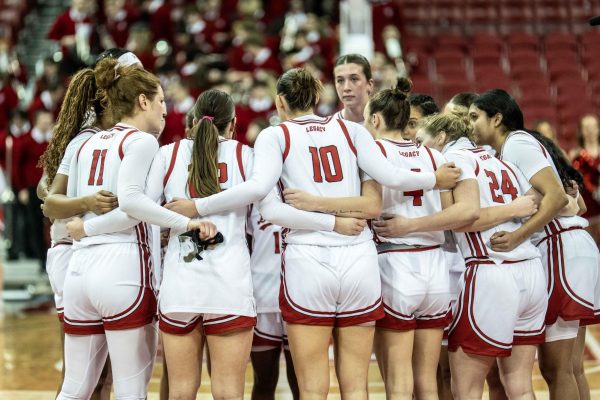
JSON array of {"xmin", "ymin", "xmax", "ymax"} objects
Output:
[{"xmin": 309, "ymin": 146, "xmax": 343, "ymax": 183}]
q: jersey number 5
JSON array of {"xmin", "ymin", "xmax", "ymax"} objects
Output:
[
  {"xmin": 485, "ymin": 169, "xmax": 518, "ymax": 203},
  {"xmin": 88, "ymin": 149, "xmax": 107, "ymax": 186},
  {"xmin": 309, "ymin": 146, "xmax": 343, "ymax": 183}
]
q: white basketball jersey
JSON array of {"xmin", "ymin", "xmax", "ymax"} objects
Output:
[
  {"xmin": 69, "ymin": 123, "xmax": 149, "ymax": 247},
  {"xmin": 161, "ymin": 138, "xmax": 251, "ymax": 265},
  {"xmin": 375, "ymin": 139, "xmax": 445, "ymax": 246},
  {"xmin": 249, "ymin": 206, "xmax": 282, "ymax": 313},
  {"xmin": 278, "ymin": 115, "xmax": 371, "ymax": 246},
  {"xmin": 502, "ymin": 130, "xmax": 588, "ymax": 244},
  {"xmin": 444, "ymin": 142, "xmax": 540, "ymax": 264},
  {"xmin": 51, "ymin": 126, "xmax": 100, "ymax": 245}
]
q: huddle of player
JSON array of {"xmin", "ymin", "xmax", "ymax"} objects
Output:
[{"xmin": 37, "ymin": 49, "xmax": 599, "ymax": 400}]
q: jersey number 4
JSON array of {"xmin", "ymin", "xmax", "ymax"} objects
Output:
[
  {"xmin": 485, "ymin": 169, "xmax": 518, "ymax": 203},
  {"xmin": 404, "ymin": 168, "xmax": 424, "ymax": 206},
  {"xmin": 88, "ymin": 149, "xmax": 107, "ymax": 186},
  {"xmin": 309, "ymin": 146, "xmax": 343, "ymax": 183}
]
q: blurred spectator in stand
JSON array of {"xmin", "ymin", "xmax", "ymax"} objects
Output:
[
  {"xmin": 372, "ymin": 0, "xmax": 403, "ymax": 54},
  {"xmin": 234, "ymin": 34, "xmax": 281, "ymax": 74},
  {"xmin": 126, "ymin": 23, "xmax": 156, "ymax": 71},
  {"xmin": 161, "ymin": 79, "xmax": 195, "ymax": 145},
  {"xmin": 280, "ymin": 0, "xmax": 308, "ymax": 53},
  {"xmin": 1, "ymin": 110, "xmax": 29, "ymax": 260},
  {"xmin": 316, "ymin": 82, "xmax": 338, "ymax": 117},
  {"xmin": 142, "ymin": 0, "xmax": 174, "ymax": 44},
  {"xmin": 235, "ymin": 80, "xmax": 276, "ymax": 145},
  {"xmin": 28, "ymin": 82, "xmax": 64, "ymax": 121},
  {"xmin": 47, "ymin": 0, "xmax": 98, "ymax": 74},
  {"xmin": 244, "ymin": 118, "xmax": 270, "ymax": 146},
  {"xmin": 534, "ymin": 119, "xmax": 568, "ymax": 158},
  {"xmin": 571, "ymin": 114, "xmax": 600, "ymax": 245},
  {"xmin": 0, "ymin": 71, "xmax": 18, "ymax": 131},
  {"xmin": 34, "ymin": 57, "xmax": 61, "ymax": 97},
  {"xmin": 0, "ymin": 34, "xmax": 26, "ymax": 85},
  {"xmin": 99, "ymin": 0, "xmax": 139, "ymax": 49}
]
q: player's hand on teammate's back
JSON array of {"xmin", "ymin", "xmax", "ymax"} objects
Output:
[
  {"xmin": 490, "ymin": 231, "xmax": 522, "ymax": 252},
  {"xmin": 165, "ymin": 198, "xmax": 198, "ymax": 217},
  {"xmin": 85, "ymin": 190, "xmax": 118, "ymax": 214},
  {"xmin": 187, "ymin": 220, "xmax": 218, "ymax": 240},
  {"xmin": 372, "ymin": 213, "xmax": 412, "ymax": 237},
  {"xmin": 434, "ymin": 162, "xmax": 461, "ymax": 189},
  {"xmin": 509, "ymin": 195, "xmax": 538, "ymax": 219},
  {"xmin": 66, "ymin": 217, "xmax": 86, "ymax": 240},
  {"xmin": 283, "ymin": 188, "xmax": 318, "ymax": 211},
  {"xmin": 333, "ymin": 217, "xmax": 367, "ymax": 236}
]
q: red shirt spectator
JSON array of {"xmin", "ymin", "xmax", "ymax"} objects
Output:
[
  {"xmin": 0, "ymin": 80, "xmax": 18, "ymax": 131},
  {"xmin": 28, "ymin": 85, "xmax": 64, "ymax": 122},
  {"xmin": 146, "ymin": 0, "xmax": 174, "ymax": 43},
  {"xmin": 47, "ymin": 2, "xmax": 94, "ymax": 58},
  {"xmin": 13, "ymin": 111, "xmax": 53, "ymax": 190},
  {"xmin": 102, "ymin": 0, "xmax": 139, "ymax": 48},
  {"xmin": 161, "ymin": 92, "xmax": 194, "ymax": 145}
]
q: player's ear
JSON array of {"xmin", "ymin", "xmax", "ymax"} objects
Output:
[
  {"xmin": 138, "ymin": 93, "xmax": 149, "ymax": 111},
  {"xmin": 436, "ymin": 131, "xmax": 447, "ymax": 147},
  {"xmin": 492, "ymin": 113, "xmax": 503, "ymax": 129}
]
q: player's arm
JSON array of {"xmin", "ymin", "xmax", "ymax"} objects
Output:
[
  {"xmin": 117, "ymin": 134, "xmax": 192, "ymax": 232},
  {"xmin": 455, "ymin": 190, "xmax": 539, "ymax": 232},
  {"xmin": 43, "ymin": 165, "xmax": 118, "ymax": 219},
  {"xmin": 37, "ymin": 172, "xmax": 49, "ymax": 201},
  {"xmin": 491, "ymin": 138, "xmax": 569, "ymax": 251},
  {"xmin": 166, "ymin": 129, "xmax": 284, "ymax": 217},
  {"xmin": 372, "ymin": 180, "xmax": 480, "ymax": 237},
  {"xmin": 282, "ymin": 179, "xmax": 382, "ymax": 218},
  {"xmin": 352, "ymin": 126, "xmax": 460, "ymax": 191}
]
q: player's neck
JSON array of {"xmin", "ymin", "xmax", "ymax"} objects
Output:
[
  {"xmin": 287, "ymin": 109, "xmax": 315, "ymax": 120},
  {"xmin": 342, "ymin": 106, "xmax": 365, "ymax": 123},
  {"xmin": 378, "ymin": 130, "xmax": 405, "ymax": 142},
  {"xmin": 491, "ymin": 131, "xmax": 508, "ymax": 156},
  {"xmin": 120, "ymin": 115, "xmax": 146, "ymax": 132}
]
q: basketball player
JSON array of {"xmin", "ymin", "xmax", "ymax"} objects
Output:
[
  {"xmin": 249, "ymin": 205, "xmax": 299, "ymax": 400},
  {"xmin": 55, "ymin": 58, "xmax": 215, "ymax": 400},
  {"xmin": 333, "ymin": 54, "xmax": 373, "ymax": 123},
  {"xmin": 470, "ymin": 89, "xmax": 600, "ymax": 400},
  {"xmin": 40, "ymin": 48, "xmax": 142, "ymax": 399},
  {"xmin": 165, "ymin": 68, "xmax": 460, "ymax": 398},
  {"xmin": 407, "ymin": 111, "xmax": 547, "ymax": 399}
]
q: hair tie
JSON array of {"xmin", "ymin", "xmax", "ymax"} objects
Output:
[{"xmin": 201, "ymin": 116, "xmax": 214, "ymax": 123}]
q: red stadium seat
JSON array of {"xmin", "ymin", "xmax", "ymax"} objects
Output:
[
  {"xmin": 436, "ymin": 33, "xmax": 468, "ymax": 51},
  {"xmin": 471, "ymin": 47, "xmax": 503, "ymax": 66},
  {"xmin": 507, "ymin": 31, "xmax": 540, "ymax": 51},
  {"xmin": 544, "ymin": 31, "xmax": 578, "ymax": 52}
]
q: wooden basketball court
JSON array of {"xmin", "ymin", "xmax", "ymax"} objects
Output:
[{"xmin": 3, "ymin": 312, "xmax": 600, "ymax": 399}]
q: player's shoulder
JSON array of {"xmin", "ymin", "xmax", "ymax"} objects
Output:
[{"xmin": 505, "ymin": 130, "xmax": 536, "ymax": 145}]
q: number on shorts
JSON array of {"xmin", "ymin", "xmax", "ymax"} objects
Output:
[
  {"xmin": 273, "ymin": 231, "xmax": 280, "ymax": 254},
  {"xmin": 88, "ymin": 149, "xmax": 107, "ymax": 186},
  {"xmin": 485, "ymin": 169, "xmax": 518, "ymax": 203},
  {"xmin": 403, "ymin": 168, "xmax": 424, "ymax": 206},
  {"xmin": 309, "ymin": 146, "xmax": 343, "ymax": 183}
]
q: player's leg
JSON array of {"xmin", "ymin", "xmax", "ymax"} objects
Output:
[
  {"xmin": 449, "ymin": 347, "xmax": 495, "ymax": 400},
  {"xmin": 90, "ymin": 358, "xmax": 112, "ymax": 400},
  {"xmin": 160, "ymin": 314, "xmax": 205, "ymax": 400},
  {"xmin": 374, "ymin": 328, "xmax": 414, "ymax": 399},
  {"xmin": 250, "ymin": 347, "xmax": 281, "ymax": 400},
  {"xmin": 283, "ymin": 347, "xmax": 300, "ymax": 400},
  {"xmin": 497, "ymin": 345, "xmax": 536, "ymax": 400},
  {"xmin": 287, "ymin": 324, "xmax": 333, "ymax": 400},
  {"xmin": 573, "ymin": 327, "xmax": 591, "ymax": 400},
  {"xmin": 413, "ymin": 328, "xmax": 444, "ymax": 400},
  {"xmin": 205, "ymin": 319, "xmax": 254, "ymax": 400},
  {"xmin": 538, "ymin": 336, "xmax": 579, "ymax": 400},
  {"xmin": 486, "ymin": 363, "xmax": 508, "ymax": 400},
  {"xmin": 104, "ymin": 323, "xmax": 158, "ymax": 400},
  {"xmin": 437, "ymin": 346, "xmax": 453, "ymax": 400},
  {"xmin": 57, "ymin": 333, "xmax": 109, "ymax": 400}
]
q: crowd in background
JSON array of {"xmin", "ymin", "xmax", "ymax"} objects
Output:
[{"xmin": 0, "ymin": 0, "xmax": 599, "ymax": 268}]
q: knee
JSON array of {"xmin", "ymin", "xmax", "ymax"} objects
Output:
[
  {"xmin": 168, "ymin": 383, "xmax": 200, "ymax": 400},
  {"xmin": 253, "ymin": 370, "xmax": 279, "ymax": 393},
  {"xmin": 539, "ymin": 360, "xmax": 573, "ymax": 381}
]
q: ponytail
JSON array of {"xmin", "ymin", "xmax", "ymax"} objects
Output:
[
  {"xmin": 188, "ymin": 89, "xmax": 235, "ymax": 198},
  {"xmin": 189, "ymin": 117, "xmax": 221, "ymax": 197},
  {"xmin": 367, "ymin": 77, "xmax": 412, "ymax": 130},
  {"xmin": 39, "ymin": 68, "xmax": 97, "ymax": 186}
]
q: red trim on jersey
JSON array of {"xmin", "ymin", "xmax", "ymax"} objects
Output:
[
  {"xmin": 377, "ymin": 245, "xmax": 441, "ymax": 254},
  {"xmin": 375, "ymin": 141, "xmax": 387, "ymax": 157},
  {"xmin": 337, "ymin": 119, "xmax": 357, "ymax": 156},
  {"xmin": 163, "ymin": 140, "xmax": 181, "ymax": 187},
  {"xmin": 423, "ymin": 146, "xmax": 438, "ymax": 171},
  {"xmin": 236, "ymin": 142, "xmax": 246, "ymax": 181},
  {"xmin": 118, "ymin": 130, "xmax": 137, "ymax": 159},
  {"xmin": 204, "ymin": 315, "xmax": 256, "ymax": 335},
  {"xmin": 253, "ymin": 328, "xmax": 284, "ymax": 347},
  {"xmin": 289, "ymin": 115, "xmax": 333, "ymax": 125},
  {"xmin": 280, "ymin": 124, "xmax": 291, "ymax": 162},
  {"xmin": 498, "ymin": 159, "xmax": 518, "ymax": 182},
  {"xmin": 467, "ymin": 232, "xmax": 485, "ymax": 258},
  {"xmin": 383, "ymin": 139, "xmax": 415, "ymax": 147},
  {"xmin": 159, "ymin": 313, "xmax": 202, "ymax": 335},
  {"xmin": 75, "ymin": 137, "xmax": 93, "ymax": 161},
  {"xmin": 474, "ymin": 160, "xmax": 480, "ymax": 176},
  {"xmin": 63, "ymin": 317, "xmax": 105, "ymax": 335}
]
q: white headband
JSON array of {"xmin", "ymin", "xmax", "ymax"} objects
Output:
[{"xmin": 117, "ymin": 52, "xmax": 143, "ymax": 67}]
